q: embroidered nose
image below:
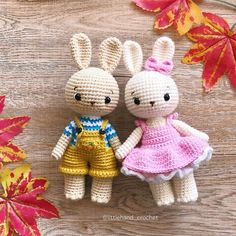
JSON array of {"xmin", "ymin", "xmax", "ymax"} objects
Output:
[
  {"xmin": 150, "ymin": 101, "xmax": 155, "ymax": 107},
  {"xmin": 90, "ymin": 101, "xmax": 95, "ymax": 106}
]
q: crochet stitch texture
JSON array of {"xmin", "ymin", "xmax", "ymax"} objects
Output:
[
  {"xmin": 116, "ymin": 36, "xmax": 213, "ymax": 206},
  {"xmin": 122, "ymin": 115, "xmax": 212, "ymax": 182},
  {"xmin": 63, "ymin": 116, "xmax": 117, "ymax": 147},
  {"xmin": 60, "ymin": 117, "xmax": 119, "ymax": 178},
  {"xmin": 52, "ymin": 33, "xmax": 122, "ymax": 203}
]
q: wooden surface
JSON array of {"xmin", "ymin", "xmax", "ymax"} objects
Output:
[{"xmin": 0, "ymin": 0, "xmax": 236, "ymax": 235}]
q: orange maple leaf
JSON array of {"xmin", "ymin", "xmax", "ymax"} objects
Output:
[
  {"xmin": 0, "ymin": 165, "xmax": 59, "ymax": 236},
  {"xmin": 133, "ymin": 0, "xmax": 203, "ymax": 35},
  {"xmin": 183, "ymin": 12, "xmax": 236, "ymax": 91}
]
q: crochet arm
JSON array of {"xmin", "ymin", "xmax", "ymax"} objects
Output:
[
  {"xmin": 115, "ymin": 127, "xmax": 143, "ymax": 160},
  {"xmin": 105, "ymin": 123, "xmax": 121, "ymax": 154},
  {"xmin": 109, "ymin": 136, "xmax": 121, "ymax": 152},
  {"xmin": 52, "ymin": 134, "xmax": 71, "ymax": 160},
  {"xmin": 172, "ymin": 120, "xmax": 209, "ymax": 141}
]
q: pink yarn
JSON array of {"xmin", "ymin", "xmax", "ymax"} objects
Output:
[
  {"xmin": 144, "ymin": 56, "xmax": 173, "ymax": 75},
  {"xmin": 123, "ymin": 114, "xmax": 211, "ymax": 177}
]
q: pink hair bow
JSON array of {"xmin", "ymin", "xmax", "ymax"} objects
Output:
[{"xmin": 144, "ymin": 56, "xmax": 173, "ymax": 75}]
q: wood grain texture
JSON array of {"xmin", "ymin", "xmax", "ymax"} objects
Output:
[{"xmin": 0, "ymin": 0, "xmax": 236, "ymax": 235}]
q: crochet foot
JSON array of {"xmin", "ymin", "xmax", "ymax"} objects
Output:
[
  {"xmin": 64, "ymin": 174, "xmax": 85, "ymax": 201},
  {"xmin": 176, "ymin": 193, "xmax": 198, "ymax": 203},
  {"xmin": 155, "ymin": 198, "xmax": 175, "ymax": 206},
  {"xmin": 91, "ymin": 194, "xmax": 111, "ymax": 204},
  {"xmin": 149, "ymin": 181, "xmax": 175, "ymax": 207},
  {"xmin": 173, "ymin": 172, "xmax": 198, "ymax": 203},
  {"xmin": 91, "ymin": 177, "xmax": 112, "ymax": 204},
  {"xmin": 65, "ymin": 191, "xmax": 85, "ymax": 201}
]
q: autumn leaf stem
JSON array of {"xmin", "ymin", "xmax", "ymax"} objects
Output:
[{"xmin": 212, "ymin": 0, "xmax": 236, "ymax": 9}]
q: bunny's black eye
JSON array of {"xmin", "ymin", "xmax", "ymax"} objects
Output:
[
  {"xmin": 105, "ymin": 96, "xmax": 111, "ymax": 104},
  {"xmin": 74, "ymin": 93, "xmax": 81, "ymax": 101},
  {"xmin": 134, "ymin": 97, "xmax": 140, "ymax": 105},
  {"xmin": 164, "ymin": 93, "xmax": 170, "ymax": 101}
]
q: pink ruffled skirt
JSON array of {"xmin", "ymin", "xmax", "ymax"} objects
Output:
[{"xmin": 121, "ymin": 136, "xmax": 213, "ymax": 183}]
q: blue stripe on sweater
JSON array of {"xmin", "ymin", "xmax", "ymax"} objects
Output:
[{"xmin": 63, "ymin": 117, "xmax": 117, "ymax": 147}]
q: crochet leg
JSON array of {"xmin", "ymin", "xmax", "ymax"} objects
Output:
[
  {"xmin": 149, "ymin": 181, "xmax": 175, "ymax": 206},
  {"xmin": 91, "ymin": 177, "xmax": 113, "ymax": 204},
  {"xmin": 64, "ymin": 174, "xmax": 85, "ymax": 200},
  {"xmin": 173, "ymin": 172, "xmax": 198, "ymax": 203}
]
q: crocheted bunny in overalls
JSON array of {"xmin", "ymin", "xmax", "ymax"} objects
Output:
[
  {"xmin": 116, "ymin": 37, "xmax": 213, "ymax": 206},
  {"xmin": 52, "ymin": 33, "xmax": 122, "ymax": 204}
]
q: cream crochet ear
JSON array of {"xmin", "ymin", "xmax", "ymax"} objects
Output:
[
  {"xmin": 70, "ymin": 33, "xmax": 92, "ymax": 70},
  {"xmin": 123, "ymin": 40, "xmax": 143, "ymax": 76},
  {"xmin": 99, "ymin": 37, "xmax": 122, "ymax": 73},
  {"xmin": 152, "ymin": 37, "xmax": 175, "ymax": 61}
]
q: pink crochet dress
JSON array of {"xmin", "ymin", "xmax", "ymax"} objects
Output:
[{"xmin": 121, "ymin": 114, "xmax": 213, "ymax": 183}]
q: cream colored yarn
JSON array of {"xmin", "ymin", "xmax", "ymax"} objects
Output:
[
  {"xmin": 172, "ymin": 120, "xmax": 209, "ymax": 141},
  {"xmin": 109, "ymin": 136, "xmax": 122, "ymax": 152},
  {"xmin": 65, "ymin": 68, "xmax": 120, "ymax": 116},
  {"xmin": 149, "ymin": 181, "xmax": 175, "ymax": 206},
  {"xmin": 52, "ymin": 33, "xmax": 122, "ymax": 203},
  {"xmin": 123, "ymin": 38, "xmax": 179, "ymax": 119},
  {"xmin": 116, "ymin": 37, "xmax": 210, "ymax": 206},
  {"xmin": 52, "ymin": 134, "xmax": 71, "ymax": 160},
  {"xmin": 123, "ymin": 40, "xmax": 143, "ymax": 76},
  {"xmin": 173, "ymin": 173, "xmax": 198, "ymax": 203},
  {"xmin": 116, "ymin": 127, "xmax": 143, "ymax": 160},
  {"xmin": 70, "ymin": 33, "xmax": 92, "ymax": 70},
  {"xmin": 64, "ymin": 174, "xmax": 85, "ymax": 200},
  {"xmin": 66, "ymin": 34, "xmax": 122, "ymax": 116},
  {"xmin": 91, "ymin": 177, "xmax": 113, "ymax": 204},
  {"xmin": 152, "ymin": 36, "xmax": 175, "ymax": 61},
  {"xmin": 125, "ymin": 71, "xmax": 179, "ymax": 119},
  {"xmin": 99, "ymin": 37, "xmax": 123, "ymax": 73}
]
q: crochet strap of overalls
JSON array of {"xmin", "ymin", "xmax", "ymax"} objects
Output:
[
  {"xmin": 74, "ymin": 117, "xmax": 108, "ymax": 134},
  {"xmin": 74, "ymin": 117, "xmax": 109, "ymax": 151}
]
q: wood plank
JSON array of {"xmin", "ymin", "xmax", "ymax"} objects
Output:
[{"xmin": 0, "ymin": 0, "xmax": 236, "ymax": 235}]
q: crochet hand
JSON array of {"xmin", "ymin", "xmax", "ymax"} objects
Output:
[
  {"xmin": 115, "ymin": 127, "xmax": 143, "ymax": 161},
  {"xmin": 115, "ymin": 148, "xmax": 127, "ymax": 161}
]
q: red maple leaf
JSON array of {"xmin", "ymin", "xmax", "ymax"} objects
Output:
[
  {"xmin": 0, "ymin": 96, "xmax": 30, "ymax": 168},
  {"xmin": 0, "ymin": 165, "xmax": 59, "ymax": 236},
  {"xmin": 183, "ymin": 12, "xmax": 236, "ymax": 91},
  {"xmin": 133, "ymin": 0, "xmax": 203, "ymax": 35}
]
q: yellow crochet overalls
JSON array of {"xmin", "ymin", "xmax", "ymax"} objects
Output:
[{"xmin": 59, "ymin": 117, "xmax": 119, "ymax": 178}]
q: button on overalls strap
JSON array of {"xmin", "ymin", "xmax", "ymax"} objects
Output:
[
  {"xmin": 75, "ymin": 117, "xmax": 83, "ymax": 138},
  {"xmin": 99, "ymin": 119, "xmax": 109, "ymax": 135}
]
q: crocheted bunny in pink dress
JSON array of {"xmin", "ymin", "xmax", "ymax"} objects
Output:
[{"xmin": 116, "ymin": 37, "xmax": 213, "ymax": 206}]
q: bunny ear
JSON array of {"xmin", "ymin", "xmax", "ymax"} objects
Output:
[
  {"xmin": 152, "ymin": 37, "xmax": 175, "ymax": 61},
  {"xmin": 123, "ymin": 40, "xmax": 143, "ymax": 76},
  {"xmin": 99, "ymin": 37, "xmax": 122, "ymax": 73},
  {"xmin": 70, "ymin": 33, "xmax": 92, "ymax": 70}
]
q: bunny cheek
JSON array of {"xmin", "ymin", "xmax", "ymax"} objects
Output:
[
  {"xmin": 124, "ymin": 72, "xmax": 179, "ymax": 119},
  {"xmin": 65, "ymin": 68, "xmax": 119, "ymax": 116}
]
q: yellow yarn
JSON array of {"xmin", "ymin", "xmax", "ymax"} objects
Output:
[{"xmin": 59, "ymin": 119, "xmax": 118, "ymax": 178}]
